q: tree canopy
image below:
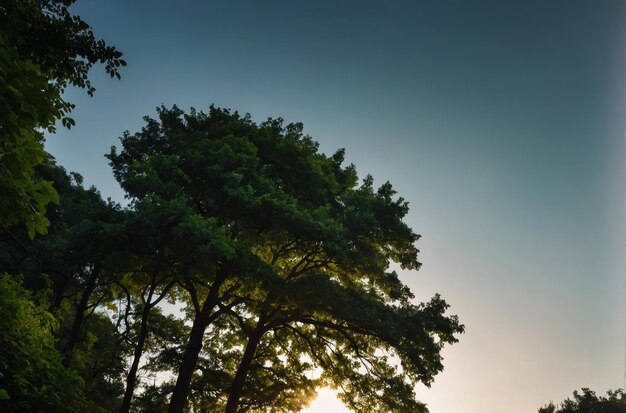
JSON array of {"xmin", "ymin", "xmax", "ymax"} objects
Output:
[
  {"xmin": 107, "ymin": 105, "xmax": 464, "ymax": 413},
  {"xmin": 0, "ymin": 160, "xmax": 128, "ymax": 412},
  {"xmin": 0, "ymin": 102, "xmax": 464, "ymax": 411},
  {"xmin": 539, "ymin": 388, "xmax": 626, "ymax": 413}
]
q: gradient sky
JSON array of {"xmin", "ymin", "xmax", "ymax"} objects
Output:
[{"xmin": 46, "ymin": 1, "xmax": 625, "ymax": 412}]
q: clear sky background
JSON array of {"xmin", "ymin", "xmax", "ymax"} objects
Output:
[{"xmin": 46, "ymin": 1, "xmax": 625, "ymax": 412}]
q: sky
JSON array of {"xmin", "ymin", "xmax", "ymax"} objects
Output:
[{"xmin": 46, "ymin": 1, "xmax": 625, "ymax": 412}]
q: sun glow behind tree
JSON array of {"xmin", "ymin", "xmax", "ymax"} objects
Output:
[{"xmin": 304, "ymin": 388, "xmax": 350, "ymax": 413}]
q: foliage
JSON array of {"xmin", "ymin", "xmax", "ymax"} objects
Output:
[
  {"xmin": 0, "ymin": 3, "xmax": 126, "ymax": 406},
  {"xmin": 70, "ymin": 314, "xmax": 126, "ymax": 413},
  {"xmin": 0, "ymin": 161, "xmax": 128, "ymax": 412},
  {"xmin": 0, "ymin": 274, "xmax": 85, "ymax": 412},
  {"xmin": 0, "ymin": 0, "xmax": 126, "ymax": 96},
  {"xmin": 0, "ymin": 160, "xmax": 125, "ymax": 320},
  {"xmin": 108, "ymin": 105, "xmax": 464, "ymax": 413},
  {"xmin": 0, "ymin": 2, "xmax": 462, "ymax": 412},
  {"xmin": 0, "ymin": 102, "xmax": 462, "ymax": 413},
  {"xmin": 0, "ymin": 41, "xmax": 61, "ymax": 237},
  {"xmin": 539, "ymin": 388, "xmax": 626, "ymax": 413},
  {"xmin": 0, "ymin": 0, "xmax": 124, "ymax": 236}
]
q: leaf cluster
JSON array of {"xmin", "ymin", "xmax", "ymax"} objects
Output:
[
  {"xmin": 0, "ymin": 0, "xmax": 126, "ymax": 96},
  {"xmin": 0, "ymin": 0, "xmax": 124, "ymax": 237},
  {"xmin": 0, "ymin": 275, "xmax": 85, "ymax": 412},
  {"xmin": 539, "ymin": 388, "xmax": 626, "ymax": 413}
]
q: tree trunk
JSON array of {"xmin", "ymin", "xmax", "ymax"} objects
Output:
[
  {"xmin": 168, "ymin": 266, "xmax": 229, "ymax": 413},
  {"xmin": 119, "ymin": 302, "xmax": 151, "ymax": 413},
  {"xmin": 224, "ymin": 327, "xmax": 265, "ymax": 413},
  {"xmin": 167, "ymin": 309, "xmax": 210, "ymax": 413},
  {"xmin": 62, "ymin": 271, "xmax": 97, "ymax": 364},
  {"xmin": 50, "ymin": 274, "xmax": 69, "ymax": 312}
]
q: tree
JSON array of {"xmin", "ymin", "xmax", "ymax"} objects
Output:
[
  {"xmin": 1, "ymin": 2, "xmax": 127, "ymax": 405},
  {"xmin": 539, "ymin": 388, "xmax": 626, "ymax": 413},
  {"xmin": 114, "ymin": 196, "xmax": 208, "ymax": 413},
  {"xmin": 0, "ymin": 0, "xmax": 124, "ymax": 236},
  {"xmin": 0, "ymin": 160, "xmax": 125, "ymax": 357},
  {"xmin": 0, "ymin": 161, "xmax": 128, "ymax": 412},
  {"xmin": 108, "ymin": 105, "xmax": 464, "ymax": 413}
]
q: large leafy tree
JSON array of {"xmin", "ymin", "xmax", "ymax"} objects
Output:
[
  {"xmin": 0, "ymin": 0, "xmax": 124, "ymax": 236},
  {"xmin": 108, "ymin": 105, "xmax": 464, "ymax": 413}
]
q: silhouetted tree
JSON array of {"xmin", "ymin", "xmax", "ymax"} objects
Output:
[
  {"xmin": 108, "ymin": 105, "xmax": 464, "ymax": 413},
  {"xmin": 538, "ymin": 388, "xmax": 626, "ymax": 413}
]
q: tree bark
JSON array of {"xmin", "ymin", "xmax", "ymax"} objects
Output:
[
  {"xmin": 167, "ymin": 308, "xmax": 211, "ymax": 413},
  {"xmin": 167, "ymin": 266, "xmax": 229, "ymax": 413},
  {"xmin": 224, "ymin": 326, "xmax": 265, "ymax": 413},
  {"xmin": 50, "ymin": 273, "xmax": 69, "ymax": 312},
  {"xmin": 119, "ymin": 276, "xmax": 175, "ymax": 413},
  {"xmin": 119, "ymin": 302, "xmax": 151, "ymax": 413},
  {"xmin": 62, "ymin": 271, "xmax": 98, "ymax": 364}
]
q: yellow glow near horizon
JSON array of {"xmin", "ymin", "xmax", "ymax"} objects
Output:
[{"xmin": 303, "ymin": 388, "xmax": 351, "ymax": 413}]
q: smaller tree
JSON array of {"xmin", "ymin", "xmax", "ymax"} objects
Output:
[
  {"xmin": 0, "ymin": 161, "xmax": 131, "ymax": 412},
  {"xmin": 538, "ymin": 388, "xmax": 626, "ymax": 413}
]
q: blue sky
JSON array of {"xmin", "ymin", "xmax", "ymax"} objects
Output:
[{"xmin": 47, "ymin": 1, "xmax": 625, "ymax": 411}]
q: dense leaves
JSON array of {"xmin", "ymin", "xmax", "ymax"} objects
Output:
[
  {"xmin": 108, "ymin": 105, "xmax": 464, "ymax": 413},
  {"xmin": 0, "ymin": 160, "xmax": 128, "ymax": 412},
  {"xmin": 539, "ymin": 389, "xmax": 626, "ymax": 413},
  {"xmin": 0, "ymin": 0, "xmax": 124, "ymax": 236},
  {"xmin": 0, "ymin": 5, "xmax": 126, "ymax": 408},
  {"xmin": 0, "ymin": 0, "xmax": 126, "ymax": 96},
  {"xmin": 0, "ymin": 41, "xmax": 62, "ymax": 237},
  {"xmin": 0, "ymin": 5, "xmax": 465, "ymax": 406},
  {"xmin": 0, "ymin": 275, "xmax": 85, "ymax": 413},
  {"xmin": 1, "ymin": 97, "xmax": 464, "ymax": 412}
]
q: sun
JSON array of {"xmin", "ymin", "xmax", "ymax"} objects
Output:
[{"xmin": 303, "ymin": 388, "xmax": 351, "ymax": 413}]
